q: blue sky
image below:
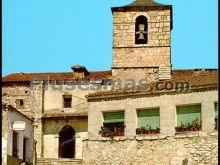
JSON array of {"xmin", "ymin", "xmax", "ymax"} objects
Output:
[{"xmin": 3, "ymin": 0, "xmax": 218, "ymax": 76}]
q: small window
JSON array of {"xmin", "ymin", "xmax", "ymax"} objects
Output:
[
  {"xmin": 16, "ymin": 99, "xmax": 24, "ymax": 109},
  {"xmin": 102, "ymin": 111, "xmax": 125, "ymax": 137},
  {"xmin": 135, "ymin": 15, "xmax": 148, "ymax": 44},
  {"xmin": 63, "ymin": 95, "xmax": 72, "ymax": 108},
  {"xmin": 13, "ymin": 131, "xmax": 18, "ymax": 157},
  {"xmin": 176, "ymin": 104, "xmax": 201, "ymax": 132},
  {"xmin": 136, "ymin": 108, "xmax": 160, "ymax": 135},
  {"xmin": 214, "ymin": 102, "xmax": 218, "ymax": 130}
]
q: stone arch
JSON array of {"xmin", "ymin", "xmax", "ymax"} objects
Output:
[
  {"xmin": 59, "ymin": 125, "xmax": 75, "ymax": 158},
  {"xmin": 132, "ymin": 12, "xmax": 151, "ymax": 22}
]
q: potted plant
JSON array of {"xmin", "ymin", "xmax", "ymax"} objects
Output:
[
  {"xmin": 195, "ymin": 118, "xmax": 201, "ymax": 131},
  {"xmin": 116, "ymin": 124, "xmax": 125, "ymax": 136},
  {"xmin": 180, "ymin": 121, "xmax": 185, "ymax": 132},
  {"xmin": 196, "ymin": 118, "xmax": 202, "ymax": 131},
  {"xmin": 108, "ymin": 130, "xmax": 115, "ymax": 139},
  {"xmin": 175, "ymin": 126, "xmax": 180, "ymax": 132},
  {"xmin": 189, "ymin": 122, "xmax": 194, "ymax": 131},
  {"xmin": 151, "ymin": 128, "xmax": 156, "ymax": 134},
  {"xmin": 98, "ymin": 126, "xmax": 109, "ymax": 137},
  {"xmin": 140, "ymin": 126, "xmax": 145, "ymax": 134},
  {"xmin": 136, "ymin": 128, "xmax": 141, "ymax": 135},
  {"xmin": 116, "ymin": 127, "xmax": 121, "ymax": 136},
  {"xmin": 184, "ymin": 122, "xmax": 190, "ymax": 131},
  {"xmin": 146, "ymin": 125, "xmax": 152, "ymax": 134},
  {"xmin": 156, "ymin": 127, "xmax": 160, "ymax": 133},
  {"xmin": 192, "ymin": 119, "xmax": 196, "ymax": 131},
  {"xmin": 121, "ymin": 124, "xmax": 126, "ymax": 136}
]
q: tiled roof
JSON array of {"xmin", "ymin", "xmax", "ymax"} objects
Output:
[
  {"xmin": 86, "ymin": 69, "xmax": 218, "ymax": 99},
  {"xmin": 2, "ymin": 70, "xmax": 112, "ymax": 82},
  {"xmin": 125, "ymin": 0, "xmax": 166, "ymax": 7},
  {"xmin": 2, "ymin": 69, "xmax": 218, "ymax": 98},
  {"xmin": 111, "ymin": 0, "xmax": 171, "ymax": 12}
]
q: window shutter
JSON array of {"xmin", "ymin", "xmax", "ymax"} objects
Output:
[
  {"xmin": 103, "ymin": 111, "xmax": 124, "ymax": 124},
  {"xmin": 177, "ymin": 105, "xmax": 201, "ymax": 126},
  {"xmin": 137, "ymin": 108, "xmax": 160, "ymax": 129}
]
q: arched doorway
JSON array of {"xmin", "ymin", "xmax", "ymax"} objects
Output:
[{"xmin": 59, "ymin": 125, "xmax": 75, "ymax": 158}]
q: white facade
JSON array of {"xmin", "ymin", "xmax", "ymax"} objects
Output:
[{"xmin": 2, "ymin": 106, "xmax": 34, "ymax": 165}]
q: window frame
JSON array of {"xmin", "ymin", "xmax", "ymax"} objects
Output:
[
  {"xmin": 136, "ymin": 107, "xmax": 160, "ymax": 130},
  {"xmin": 102, "ymin": 111, "xmax": 125, "ymax": 136},
  {"xmin": 63, "ymin": 95, "xmax": 72, "ymax": 108},
  {"xmin": 175, "ymin": 104, "xmax": 202, "ymax": 132}
]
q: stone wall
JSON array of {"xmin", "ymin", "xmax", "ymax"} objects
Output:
[
  {"xmin": 2, "ymin": 86, "xmax": 32, "ymax": 117},
  {"xmin": 82, "ymin": 132, "xmax": 218, "ymax": 165},
  {"xmin": 112, "ymin": 67, "xmax": 159, "ymax": 82},
  {"xmin": 112, "ymin": 47, "xmax": 170, "ymax": 68}
]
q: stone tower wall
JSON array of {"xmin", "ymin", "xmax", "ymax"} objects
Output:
[{"xmin": 112, "ymin": 10, "xmax": 172, "ymax": 81}]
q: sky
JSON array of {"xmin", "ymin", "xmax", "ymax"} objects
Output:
[{"xmin": 2, "ymin": 0, "xmax": 218, "ymax": 76}]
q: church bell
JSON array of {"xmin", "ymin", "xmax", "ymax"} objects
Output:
[{"xmin": 138, "ymin": 24, "xmax": 145, "ymax": 40}]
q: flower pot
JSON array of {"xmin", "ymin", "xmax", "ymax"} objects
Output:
[
  {"xmin": 151, "ymin": 130, "xmax": 156, "ymax": 134},
  {"xmin": 179, "ymin": 128, "xmax": 184, "ymax": 132},
  {"xmin": 102, "ymin": 133, "xmax": 107, "ymax": 137},
  {"xmin": 190, "ymin": 127, "xmax": 194, "ymax": 131},
  {"xmin": 117, "ymin": 131, "xmax": 122, "ymax": 136},
  {"xmin": 193, "ymin": 127, "xmax": 198, "ymax": 131},
  {"xmin": 147, "ymin": 130, "xmax": 152, "ymax": 134}
]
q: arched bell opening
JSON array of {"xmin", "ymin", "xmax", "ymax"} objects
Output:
[{"xmin": 135, "ymin": 15, "xmax": 148, "ymax": 44}]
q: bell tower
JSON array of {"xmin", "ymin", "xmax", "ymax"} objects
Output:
[{"xmin": 111, "ymin": 0, "xmax": 173, "ymax": 82}]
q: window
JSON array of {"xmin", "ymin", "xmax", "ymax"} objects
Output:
[
  {"xmin": 16, "ymin": 99, "xmax": 24, "ymax": 109},
  {"xmin": 102, "ymin": 111, "xmax": 125, "ymax": 136},
  {"xmin": 63, "ymin": 95, "xmax": 72, "ymax": 108},
  {"xmin": 215, "ymin": 102, "xmax": 218, "ymax": 130},
  {"xmin": 135, "ymin": 15, "xmax": 148, "ymax": 44},
  {"xmin": 136, "ymin": 108, "xmax": 160, "ymax": 134},
  {"xmin": 176, "ymin": 104, "xmax": 201, "ymax": 131},
  {"xmin": 12, "ymin": 131, "xmax": 18, "ymax": 157}
]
